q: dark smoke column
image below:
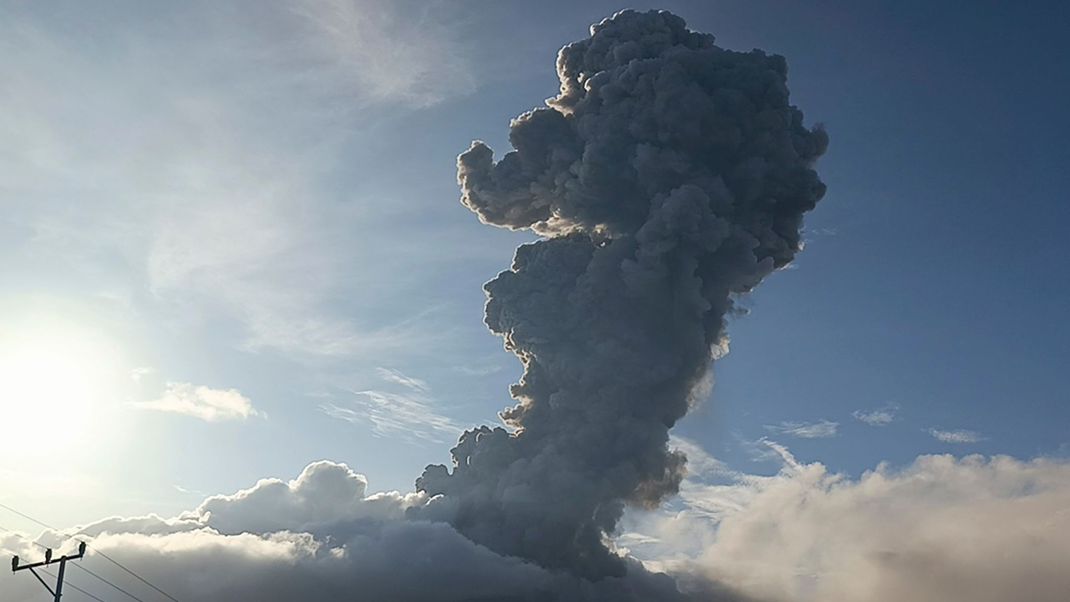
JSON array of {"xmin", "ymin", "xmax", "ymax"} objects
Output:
[{"xmin": 417, "ymin": 10, "xmax": 827, "ymax": 579}]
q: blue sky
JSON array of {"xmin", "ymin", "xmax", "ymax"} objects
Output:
[{"xmin": 1, "ymin": 0, "xmax": 1068, "ymax": 539}]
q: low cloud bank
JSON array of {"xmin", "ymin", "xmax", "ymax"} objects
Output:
[
  {"xmin": 4, "ymin": 452, "xmax": 1068, "ymax": 601},
  {"xmin": 624, "ymin": 446, "xmax": 1070, "ymax": 602},
  {"xmin": 1, "ymin": 461, "xmax": 730, "ymax": 602}
]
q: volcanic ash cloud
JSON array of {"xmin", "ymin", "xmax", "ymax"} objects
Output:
[{"xmin": 416, "ymin": 9, "xmax": 827, "ymax": 579}]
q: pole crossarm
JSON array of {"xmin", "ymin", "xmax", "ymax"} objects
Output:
[{"xmin": 11, "ymin": 541, "xmax": 87, "ymax": 601}]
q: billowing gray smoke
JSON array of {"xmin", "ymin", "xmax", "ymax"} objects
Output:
[{"xmin": 417, "ymin": 9, "xmax": 827, "ymax": 579}]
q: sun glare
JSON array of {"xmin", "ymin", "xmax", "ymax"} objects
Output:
[{"xmin": 0, "ymin": 321, "xmax": 123, "ymax": 455}]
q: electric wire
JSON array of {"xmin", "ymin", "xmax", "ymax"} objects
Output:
[
  {"xmin": 0, "ymin": 501, "xmax": 50, "ymax": 531},
  {"xmin": 0, "ymin": 500, "xmax": 180, "ymax": 602},
  {"xmin": 0, "ymin": 519, "xmax": 50, "ymax": 551},
  {"xmin": 72, "ymin": 562, "xmax": 149, "ymax": 602},
  {"xmin": 40, "ymin": 567, "xmax": 108, "ymax": 602},
  {"xmin": 90, "ymin": 549, "xmax": 181, "ymax": 602},
  {"xmin": 5, "ymin": 512, "xmax": 121, "ymax": 601}
]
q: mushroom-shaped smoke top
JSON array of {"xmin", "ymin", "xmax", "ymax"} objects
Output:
[{"xmin": 417, "ymin": 9, "xmax": 827, "ymax": 579}]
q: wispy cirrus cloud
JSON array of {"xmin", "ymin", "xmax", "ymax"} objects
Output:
[
  {"xmin": 764, "ymin": 419, "xmax": 839, "ymax": 439},
  {"xmin": 740, "ymin": 437, "xmax": 805, "ymax": 472},
  {"xmin": 0, "ymin": 3, "xmax": 471, "ymax": 362},
  {"xmin": 853, "ymin": 403, "xmax": 899, "ymax": 426},
  {"xmin": 289, "ymin": 0, "xmax": 476, "ymax": 108},
  {"xmin": 320, "ymin": 369, "xmax": 463, "ymax": 443},
  {"xmin": 929, "ymin": 428, "xmax": 986, "ymax": 444},
  {"xmin": 375, "ymin": 367, "xmax": 430, "ymax": 393},
  {"xmin": 452, "ymin": 363, "xmax": 504, "ymax": 377},
  {"xmin": 669, "ymin": 435, "xmax": 736, "ymax": 480},
  {"xmin": 131, "ymin": 382, "xmax": 262, "ymax": 422}
]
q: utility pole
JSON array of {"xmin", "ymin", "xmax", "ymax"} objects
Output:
[{"xmin": 11, "ymin": 541, "xmax": 86, "ymax": 601}]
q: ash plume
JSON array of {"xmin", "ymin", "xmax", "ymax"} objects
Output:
[{"xmin": 417, "ymin": 9, "xmax": 827, "ymax": 579}]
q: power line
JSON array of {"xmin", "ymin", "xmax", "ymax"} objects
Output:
[
  {"xmin": 72, "ymin": 563, "xmax": 148, "ymax": 602},
  {"xmin": 13, "ymin": 541, "xmax": 88, "ymax": 602},
  {"xmin": 0, "ymin": 500, "xmax": 180, "ymax": 602},
  {"xmin": 0, "ymin": 520, "xmax": 50, "ymax": 552},
  {"xmin": 41, "ymin": 568, "xmax": 107, "ymax": 602},
  {"xmin": 0, "ymin": 501, "xmax": 52, "ymax": 531},
  {"xmin": 91, "ymin": 549, "xmax": 180, "ymax": 602},
  {"xmin": 0, "ymin": 503, "xmax": 72, "ymax": 555},
  {"xmin": 4, "ymin": 521, "xmax": 117, "ymax": 601}
]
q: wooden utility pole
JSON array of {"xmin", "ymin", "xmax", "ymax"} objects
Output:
[{"xmin": 11, "ymin": 541, "xmax": 86, "ymax": 601}]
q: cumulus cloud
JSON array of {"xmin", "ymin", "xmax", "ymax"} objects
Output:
[
  {"xmin": 196, "ymin": 461, "xmax": 424, "ymax": 535},
  {"xmin": 928, "ymin": 428, "xmax": 985, "ymax": 443},
  {"xmin": 622, "ymin": 450, "xmax": 1070, "ymax": 602},
  {"xmin": 0, "ymin": 461, "xmax": 732, "ymax": 602},
  {"xmin": 764, "ymin": 420, "xmax": 839, "ymax": 439},
  {"xmin": 130, "ymin": 382, "xmax": 261, "ymax": 422},
  {"xmin": 853, "ymin": 404, "xmax": 898, "ymax": 426},
  {"xmin": 6, "ymin": 453, "xmax": 1067, "ymax": 602}
]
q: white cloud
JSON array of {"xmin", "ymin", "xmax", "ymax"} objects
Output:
[
  {"xmin": 375, "ymin": 367, "xmax": 430, "ymax": 393},
  {"xmin": 928, "ymin": 428, "xmax": 985, "ymax": 444},
  {"xmin": 0, "ymin": 462, "xmax": 705, "ymax": 602},
  {"xmin": 320, "ymin": 369, "xmax": 463, "ymax": 443},
  {"xmin": 621, "ymin": 445, "xmax": 1070, "ymax": 602},
  {"xmin": 453, "ymin": 363, "xmax": 504, "ymax": 376},
  {"xmin": 853, "ymin": 404, "xmax": 899, "ymax": 426},
  {"xmin": 321, "ymin": 391, "xmax": 463, "ymax": 444},
  {"xmin": 131, "ymin": 382, "xmax": 261, "ymax": 422},
  {"xmin": 7, "ymin": 451, "xmax": 1069, "ymax": 602},
  {"xmin": 758, "ymin": 439, "xmax": 804, "ymax": 472},
  {"xmin": 764, "ymin": 419, "xmax": 839, "ymax": 439},
  {"xmin": 0, "ymin": 4, "xmax": 465, "ymax": 361},
  {"xmin": 290, "ymin": 0, "xmax": 476, "ymax": 108},
  {"xmin": 451, "ymin": 354, "xmax": 508, "ymax": 377},
  {"xmin": 129, "ymin": 366, "xmax": 155, "ymax": 383},
  {"xmin": 194, "ymin": 460, "xmax": 424, "ymax": 535},
  {"xmin": 670, "ymin": 435, "xmax": 736, "ymax": 480}
]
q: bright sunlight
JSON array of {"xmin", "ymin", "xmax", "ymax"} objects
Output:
[{"xmin": 0, "ymin": 319, "xmax": 123, "ymax": 454}]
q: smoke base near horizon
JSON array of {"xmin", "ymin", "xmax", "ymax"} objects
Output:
[{"xmin": 5, "ymin": 452, "xmax": 1070, "ymax": 602}]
